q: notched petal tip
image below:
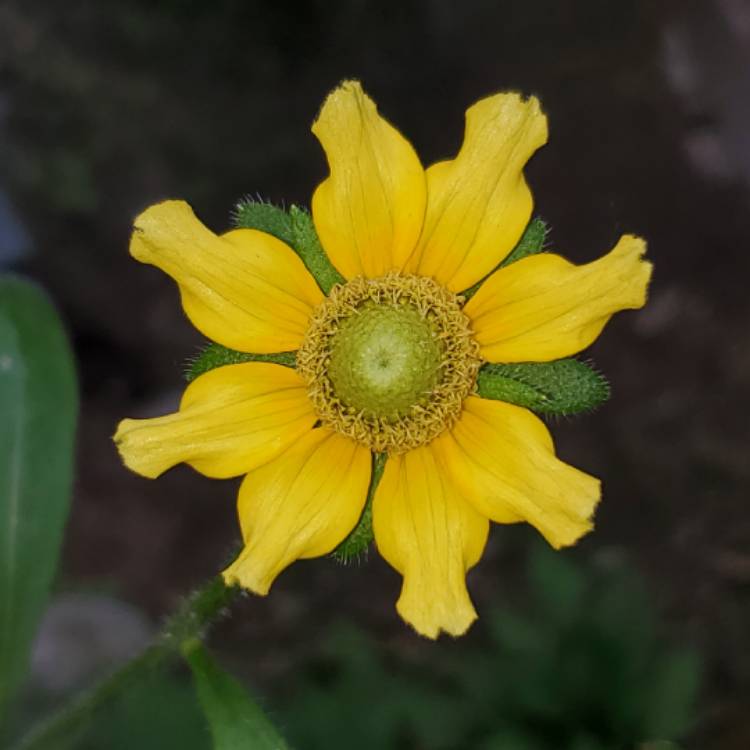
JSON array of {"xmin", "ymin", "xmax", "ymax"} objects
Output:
[
  {"xmin": 465, "ymin": 90, "xmax": 548, "ymax": 142},
  {"xmin": 133, "ymin": 198, "xmax": 191, "ymax": 225},
  {"xmin": 311, "ymin": 80, "xmax": 373, "ymax": 150},
  {"xmin": 312, "ymin": 79, "xmax": 366, "ymax": 127},
  {"xmin": 612, "ymin": 234, "xmax": 653, "ymax": 308},
  {"xmin": 221, "ymin": 556, "xmax": 272, "ymax": 597},
  {"xmin": 129, "ymin": 199, "xmax": 198, "ymax": 263},
  {"xmin": 548, "ymin": 524, "xmax": 594, "ymax": 551},
  {"xmin": 113, "ymin": 417, "xmax": 169, "ymax": 479},
  {"xmin": 397, "ymin": 593, "xmax": 478, "ymax": 640},
  {"xmin": 537, "ymin": 470, "xmax": 600, "ymax": 550},
  {"xmin": 548, "ymin": 480, "xmax": 600, "ymax": 550}
]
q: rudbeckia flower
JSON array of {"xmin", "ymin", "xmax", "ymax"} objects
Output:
[{"xmin": 115, "ymin": 81, "xmax": 652, "ymax": 638}]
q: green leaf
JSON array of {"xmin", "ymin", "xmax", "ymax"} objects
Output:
[
  {"xmin": 0, "ymin": 276, "xmax": 77, "ymax": 725},
  {"xmin": 476, "ymin": 358, "xmax": 610, "ymax": 416},
  {"xmin": 233, "ymin": 199, "xmax": 294, "ymax": 246},
  {"xmin": 184, "ymin": 641, "xmax": 290, "ymax": 750},
  {"xmin": 462, "ymin": 217, "xmax": 548, "ymax": 300},
  {"xmin": 333, "ymin": 453, "xmax": 387, "ymax": 563},
  {"xmin": 186, "ymin": 343, "xmax": 295, "ymax": 383},
  {"xmin": 528, "ymin": 541, "xmax": 585, "ymax": 624},
  {"xmin": 84, "ymin": 672, "xmax": 210, "ymax": 750},
  {"xmin": 642, "ymin": 650, "xmax": 701, "ymax": 740},
  {"xmin": 289, "ymin": 205, "xmax": 345, "ymax": 294}
]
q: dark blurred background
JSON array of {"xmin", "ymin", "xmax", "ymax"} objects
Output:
[{"xmin": 1, "ymin": 1, "xmax": 749, "ymax": 748}]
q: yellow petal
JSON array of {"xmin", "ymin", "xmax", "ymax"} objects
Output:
[
  {"xmin": 130, "ymin": 200, "xmax": 324, "ymax": 352},
  {"xmin": 311, "ymin": 80, "xmax": 426, "ymax": 279},
  {"xmin": 431, "ymin": 397, "xmax": 600, "ymax": 549},
  {"xmin": 465, "ymin": 235, "xmax": 652, "ymax": 362},
  {"xmin": 222, "ymin": 429, "xmax": 370, "ymax": 595},
  {"xmin": 405, "ymin": 93, "xmax": 547, "ymax": 292},
  {"xmin": 373, "ymin": 446, "xmax": 488, "ymax": 639},
  {"xmin": 114, "ymin": 362, "xmax": 316, "ymax": 479}
]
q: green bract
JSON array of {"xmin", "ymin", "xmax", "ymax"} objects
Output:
[
  {"xmin": 186, "ymin": 344, "xmax": 294, "ymax": 383},
  {"xmin": 476, "ymin": 359, "xmax": 610, "ymax": 416},
  {"xmin": 233, "ymin": 198, "xmax": 344, "ymax": 293},
  {"xmin": 333, "ymin": 452, "xmax": 387, "ymax": 563}
]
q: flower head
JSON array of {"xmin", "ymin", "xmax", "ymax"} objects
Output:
[{"xmin": 115, "ymin": 81, "xmax": 652, "ymax": 639}]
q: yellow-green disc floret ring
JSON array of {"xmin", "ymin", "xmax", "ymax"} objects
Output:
[{"xmin": 297, "ymin": 273, "xmax": 481, "ymax": 453}]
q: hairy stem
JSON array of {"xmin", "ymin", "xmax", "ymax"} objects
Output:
[{"xmin": 12, "ymin": 576, "xmax": 240, "ymax": 750}]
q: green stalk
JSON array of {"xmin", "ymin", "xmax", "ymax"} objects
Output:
[{"xmin": 11, "ymin": 576, "xmax": 240, "ymax": 750}]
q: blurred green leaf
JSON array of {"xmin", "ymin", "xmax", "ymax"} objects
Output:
[
  {"xmin": 528, "ymin": 542, "xmax": 585, "ymax": 624},
  {"xmin": 83, "ymin": 672, "xmax": 210, "ymax": 750},
  {"xmin": 282, "ymin": 625, "xmax": 410, "ymax": 750},
  {"xmin": 280, "ymin": 547, "xmax": 700, "ymax": 750},
  {"xmin": 0, "ymin": 276, "xmax": 77, "ymax": 725},
  {"xmin": 642, "ymin": 650, "xmax": 701, "ymax": 740},
  {"xmin": 477, "ymin": 729, "xmax": 546, "ymax": 750},
  {"xmin": 488, "ymin": 609, "xmax": 547, "ymax": 655},
  {"xmin": 568, "ymin": 736, "xmax": 605, "ymax": 750},
  {"xmin": 185, "ymin": 641, "xmax": 290, "ymax": 750}
]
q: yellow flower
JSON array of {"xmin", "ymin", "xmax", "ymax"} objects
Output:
[{"xmin": 115, "ymin": 81, "xmax": 652, "ymax": 639}]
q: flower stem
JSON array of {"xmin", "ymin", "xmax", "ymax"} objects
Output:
[{"xmin": 12, "ymin": 576, "xmax": 240, "ymax": 750}]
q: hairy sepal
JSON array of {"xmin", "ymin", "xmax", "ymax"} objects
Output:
[
  {"xmin": 233, "ymin": 197, "xmax": 344, "ymax": 294},
  {"xmin": 333, "ymin": 452, "xmax": 387, "ymax": 563},
  {"xmin": 476, "ymin": 358, "xmax": 610, "ymax": 416},
  {"xmin": 186, "ymin": 343, "xmax": 295, "ymax": 383}
]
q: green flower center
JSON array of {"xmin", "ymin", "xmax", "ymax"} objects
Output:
[
  {"xmin": 296, "ymin": 273, "xmax": 480, "ymax": 454},
  {"xmin": 327, "ymin": 301, "xmax": 443, "ymax": 420}
]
